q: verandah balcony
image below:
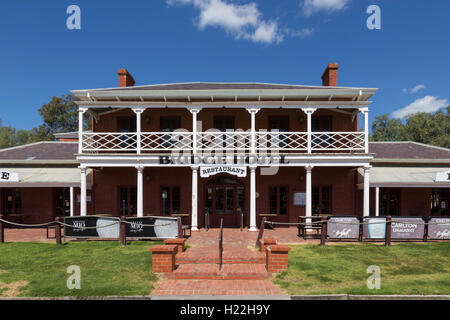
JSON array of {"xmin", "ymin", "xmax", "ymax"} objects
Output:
[{"xmin": 80, "ymin": 131, "xmax": 367, "ymax": 154}]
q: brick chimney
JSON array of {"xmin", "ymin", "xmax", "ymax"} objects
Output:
[
  {"xmin": 118, "ymin": 69, "xmax": 135, "ymax": 87},
  {"xmin": 321, "ymin": 63, "xmax": 339, "ymax": 86}
]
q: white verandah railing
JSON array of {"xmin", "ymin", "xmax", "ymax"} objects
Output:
[{"xmin": 81, "ymin": 131, "xmax": 366, "ymax": 153}]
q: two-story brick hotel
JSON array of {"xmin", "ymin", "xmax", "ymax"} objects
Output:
[{"xmin": 1, "ymin": 64, "xmax": 449, "ymax": 228}]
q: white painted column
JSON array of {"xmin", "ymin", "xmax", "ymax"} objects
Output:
[
  {"xmin": 359, "ymin": 107, "xmax": 369, "ymax": 153},
  {"xmin": 247, "ymin": 108, "xmax": 260, "ymax": 154},
  {"xmin": 189, "ymin": 108, "xmax": 201, "ymax": 154},
  {"xmin": 302, "ymin": 108, "xmax": 316, "ymax": 154},
  {"xmin": 191, "ymin": 166, "xmax": 199, "ymax": 231},
  {"xmin": 136, "ymin": 166, "xmax": 144, "ymax": 217},
  {"xmin": 78, "ymin": 108, "xmax": 87, "ymax": 154},
  {"xmin": 133, "ymin": 108, "xmax": 144, "ymax": 154},
  {"xmin": 305, "ymin": 165, "xmax": 313, "ymax": 225},
  {"xmin": 249, "ymin": 165, "xmax": 257, "ymax": 231},
  {"xmin": 80, "ymin": 167, "xmax": 87, "ymax": 216},
  {"xmin": 375, "ymin": 186, "xmax": 379, "ymax": 217},
  {"xmin": 363, "ymin": 166, "xmax": 371, "ymax": 217},
  {"xmin": 70, "ymin": 186, "xmax": 74, "ymax": 217}
]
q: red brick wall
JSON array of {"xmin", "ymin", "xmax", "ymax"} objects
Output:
[{"xmin": 94, "ymin": 108, "xmax": 357, "ymax": 133}]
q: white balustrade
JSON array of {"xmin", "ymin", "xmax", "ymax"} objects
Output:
[{"xmin": 81, "ymin": 131, "xmax": 366, "ymax": 153}]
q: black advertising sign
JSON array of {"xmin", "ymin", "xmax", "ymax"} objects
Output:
[
  {"xmin": 391, "ymin": 217, "xmax": 425, "ymax": 240},
  {"xmin": 363, "ymin": 217, "xmax": 386, "ymax": 240},
  {"xmin": 64, "ymin": 216, "xmax": 120, "ymax": 238},
  {"xmin": 327, "ymin": 217, "xmax": 360, "ymax": 239},
  {"xmin": 125, "ymin": 216, "xmax": 179, "ymax": 239},
  {"xmin": 428, "ymin": 217, "xmax": 450, "ymax": 240}
]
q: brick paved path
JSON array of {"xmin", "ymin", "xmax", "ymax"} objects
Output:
[{"xmin": 152, "ymin": 228, "xmax": 298, "ymax": 296}]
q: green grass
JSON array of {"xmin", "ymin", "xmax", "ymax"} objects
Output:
[
  {"xmin": 274, "ymin": 243, "xmax": 450, "ymax": 295},
  {"xmin": 0, "ymin": 241, "xmax": 162, "ymax": 297}
]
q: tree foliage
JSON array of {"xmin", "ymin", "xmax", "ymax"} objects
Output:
[
  {"xmin": 0, "ymin": 93, "xmax": 90, "ymax": 149},
  {"xmin": 370, "ymin": 106, "xmax": 450, "ymax": 148}
]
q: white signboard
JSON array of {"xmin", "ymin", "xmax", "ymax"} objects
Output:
[
  {"xmin": 200, "ymin": 166, "xmax": 247, "ymax": 178},
  {"xmin": 0, "ymin": 170, "xmax": 19, "ymax": 182},
  {"xmin": 435, "ymin": 171, "xmax": 450, "ymax": 182}
]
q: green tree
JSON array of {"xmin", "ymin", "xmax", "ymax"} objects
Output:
[{"xmin": 371, "ymin": 106, "xmax": 450, "ymax": 148}]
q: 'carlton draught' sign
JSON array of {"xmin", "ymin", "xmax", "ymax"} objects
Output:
[{"xmin": 391, "ymin": 217, "xmax": 425, "ymax": 239}]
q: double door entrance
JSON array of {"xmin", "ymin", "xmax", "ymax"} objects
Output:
[{"xmin": 204, "ymin": 176, "xmax": 245, "ymax": 227}]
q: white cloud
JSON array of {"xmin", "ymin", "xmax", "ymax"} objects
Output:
[
  {"xmin": 301, "ymin": 0, "xmax": 350, "ymax": 16},
  {"xmin": 285, "ymin": 27, "xmax": 315, "ymax": 37},
  {"xmin": 391, "ymin": 96, "xmax": 449, "ymax": 118},
  {"xmin": 166, "ymin": 0, "xmax": 284, "ymax": 44},
  {"xmin": 403, "ymin": 84, "xmax": 426, "ymax": 94}
]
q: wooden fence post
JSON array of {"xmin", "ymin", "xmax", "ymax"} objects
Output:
[
  {"xmin": 255, "ymin": 217, "xmax": 266, "ymax": 248},
  {"xmin": 320, "ymin": 217, "xmax": 327, "ymax": 246},
  {"xmin": 55, "ymin": 216, "xmax": 62, "ymax": 246},
  {"xmin": 177, "ymin": 217, "xmax": 182, "ymax": 238},
  {"xmin": 0, "ymin": 214, "xmax": 4, "ymax": 243},
  {"xmin": 385, "ymin": 215, "xmax": 392, "ymax": 247},
  {"xmin": 120, "ymin": 216, "xmax": 127, "ymax": 247}
]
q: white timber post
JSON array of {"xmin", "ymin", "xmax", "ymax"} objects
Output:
[
  {"xmin": 78, "ymin": 107, "xmax": 87, "ymax": 154},
  {"xmin": 133, "ymin": 108, "xmax": 144, "ymax": 154},
  {"xmin": 191, "ymin": 166, "xmax": 199, "ymax": 231},
  {"xmin": 189, "ymin": 108, "xmax": 201, "ymax": 154},
  {"xmin": 136, "ymin": 165, "xmax": 144, "ymax": 217},
  {"xmin": 375, "ymin": 186, "xmax": 379, "ymax": 217},
  {"xmin": 302, "ymin": 108, "xmax": 316, "ymax": 154},
  {"xmin": 80, "ymin": 167, "xmax": 87, "ymax": 216},
  {"xmin": 359, "ymin": 107, "xmax": 369, "ymax": 153},
  {"xmin": 247, "ymin": 108, "xmax": 260, "ymax": 154},
  {"xmin": 363, "ymin": 165, "xmax": 371, "ymax": 217},
  {"xmin": 70, "ymin": 186, "xmax": 74, "ymax": 217},
  {"xmin": 249, "ymin": 165, "xmax": 257, "ymax": 231},
  {"xmin": 305, "ymin": 165, "xmax": 313, "ymax": 226}
]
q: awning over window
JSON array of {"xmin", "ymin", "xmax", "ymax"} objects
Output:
[
  {"xmin": 358, "ymin": 167, "xmax": 450, "ymax": 188},
  {"xmin": 0, "ymin": 167, "xmax": 92, "ymax": 188}
]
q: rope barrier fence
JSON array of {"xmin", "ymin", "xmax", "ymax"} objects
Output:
[{"xmin": 0, "ymin": 214, "xmax": 183, "ymax": 246}]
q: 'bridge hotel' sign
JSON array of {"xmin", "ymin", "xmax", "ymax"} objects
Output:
[{"xmin": 0, "ymin": 170, "xmax": 19, "ymax": 182}]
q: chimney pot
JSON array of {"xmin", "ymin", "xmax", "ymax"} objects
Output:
[
  {"xmin": 321, "ymin": 63, "xmax": 339, "ymax": 86},
  {"xmin": 118, "ymin": 69, "xmax": 135, "ymax": 87}
]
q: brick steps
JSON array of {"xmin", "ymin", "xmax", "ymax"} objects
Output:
[
  {"xmin": 153, "ymin": 279, "xmax": 285, "ymax": 296},
  {"xmin": 166, "ymin": 263, "xmax": 271, "ymax": 280},
  {"xmin": 176, "ymin": 255, "xmax": 266, "ymax": 265}
]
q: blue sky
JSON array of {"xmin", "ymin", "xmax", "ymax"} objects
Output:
[{"xmin": 0, "ymin": 0, "xmax": 449, "ymax": 130}]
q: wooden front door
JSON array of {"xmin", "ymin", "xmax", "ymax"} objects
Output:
[{"xmin": 204, "ymin": 176, "xmax": 245, "ymax": 227}]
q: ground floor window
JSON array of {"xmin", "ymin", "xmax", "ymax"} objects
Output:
[
  {"xmin": 312, "ymin": 186, "xmax": 331, "ymax": 215},
  {"xmin": 269, "ymin": 186, "xmax": 288, "ymax": 215},
  {"xmin": 55, "ymin": 188, "xmax": 70, "ymax": 216},
  {"xmin": 380, "ymin": 188, "xmax": 400, "ymax": 216},
  {"xmin": 119, "ymin": 187, "xmax": 136, "ymax": 215},
  {"xmin": 431, "ymin": 188, "xmax": 449, "ymax": 216},
  {"xmin": 161, "ymin": 186, "xmax": 180, "ymax": 215},
  {"xmin": 3, "ymin": 188, "xmax": 21, "ymax": 214}
]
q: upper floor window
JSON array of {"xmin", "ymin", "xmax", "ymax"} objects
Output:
[
  {"xmin": 214, "ymin": 116, "xmax": 234, "ymax": 131},
  {"xmin": 118, "ymin": 117, "xmax": 137, "ymax": 132},
  {"xmin": 312, "ymin": 117, "xmax": 332, "ymax": 132},
  {"xmin": 160, "ymin": 117, "xmax": 181, "ymax": 132}
]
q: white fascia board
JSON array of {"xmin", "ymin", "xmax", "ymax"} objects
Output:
[{"xmin": 369, "ymin": 183, "xmax": 450, "ymax": 188}]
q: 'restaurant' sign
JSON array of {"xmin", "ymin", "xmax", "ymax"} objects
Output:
[
  {"xmin": 200, "ymin": 166, "xmax": 247, "ymax": 178},
  {"xmin": 125, "ymin": 216, "xmax": 179, "ymax": 239},
  {"xmin": 327, "ymin": 217, "xmax": 360, "ymax": 239},
  {"xmin": 0, "ymin": 170, "xmax": 19, "ymax": 182},
  {"xmin": 64, "ymin": 216, "xmax": 120, "ymax": 238},
  {"xmin": 428, "ymin": 217, "xmax": 450, "ymax": 240},
  {"xmin": 391, "ymin": 217, "xmax": 425, "ymax": 239}
]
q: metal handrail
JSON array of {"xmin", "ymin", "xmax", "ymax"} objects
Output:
[{"xmin": 219, "ymin": 218, "xmax": 223, "ymax": 271}]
